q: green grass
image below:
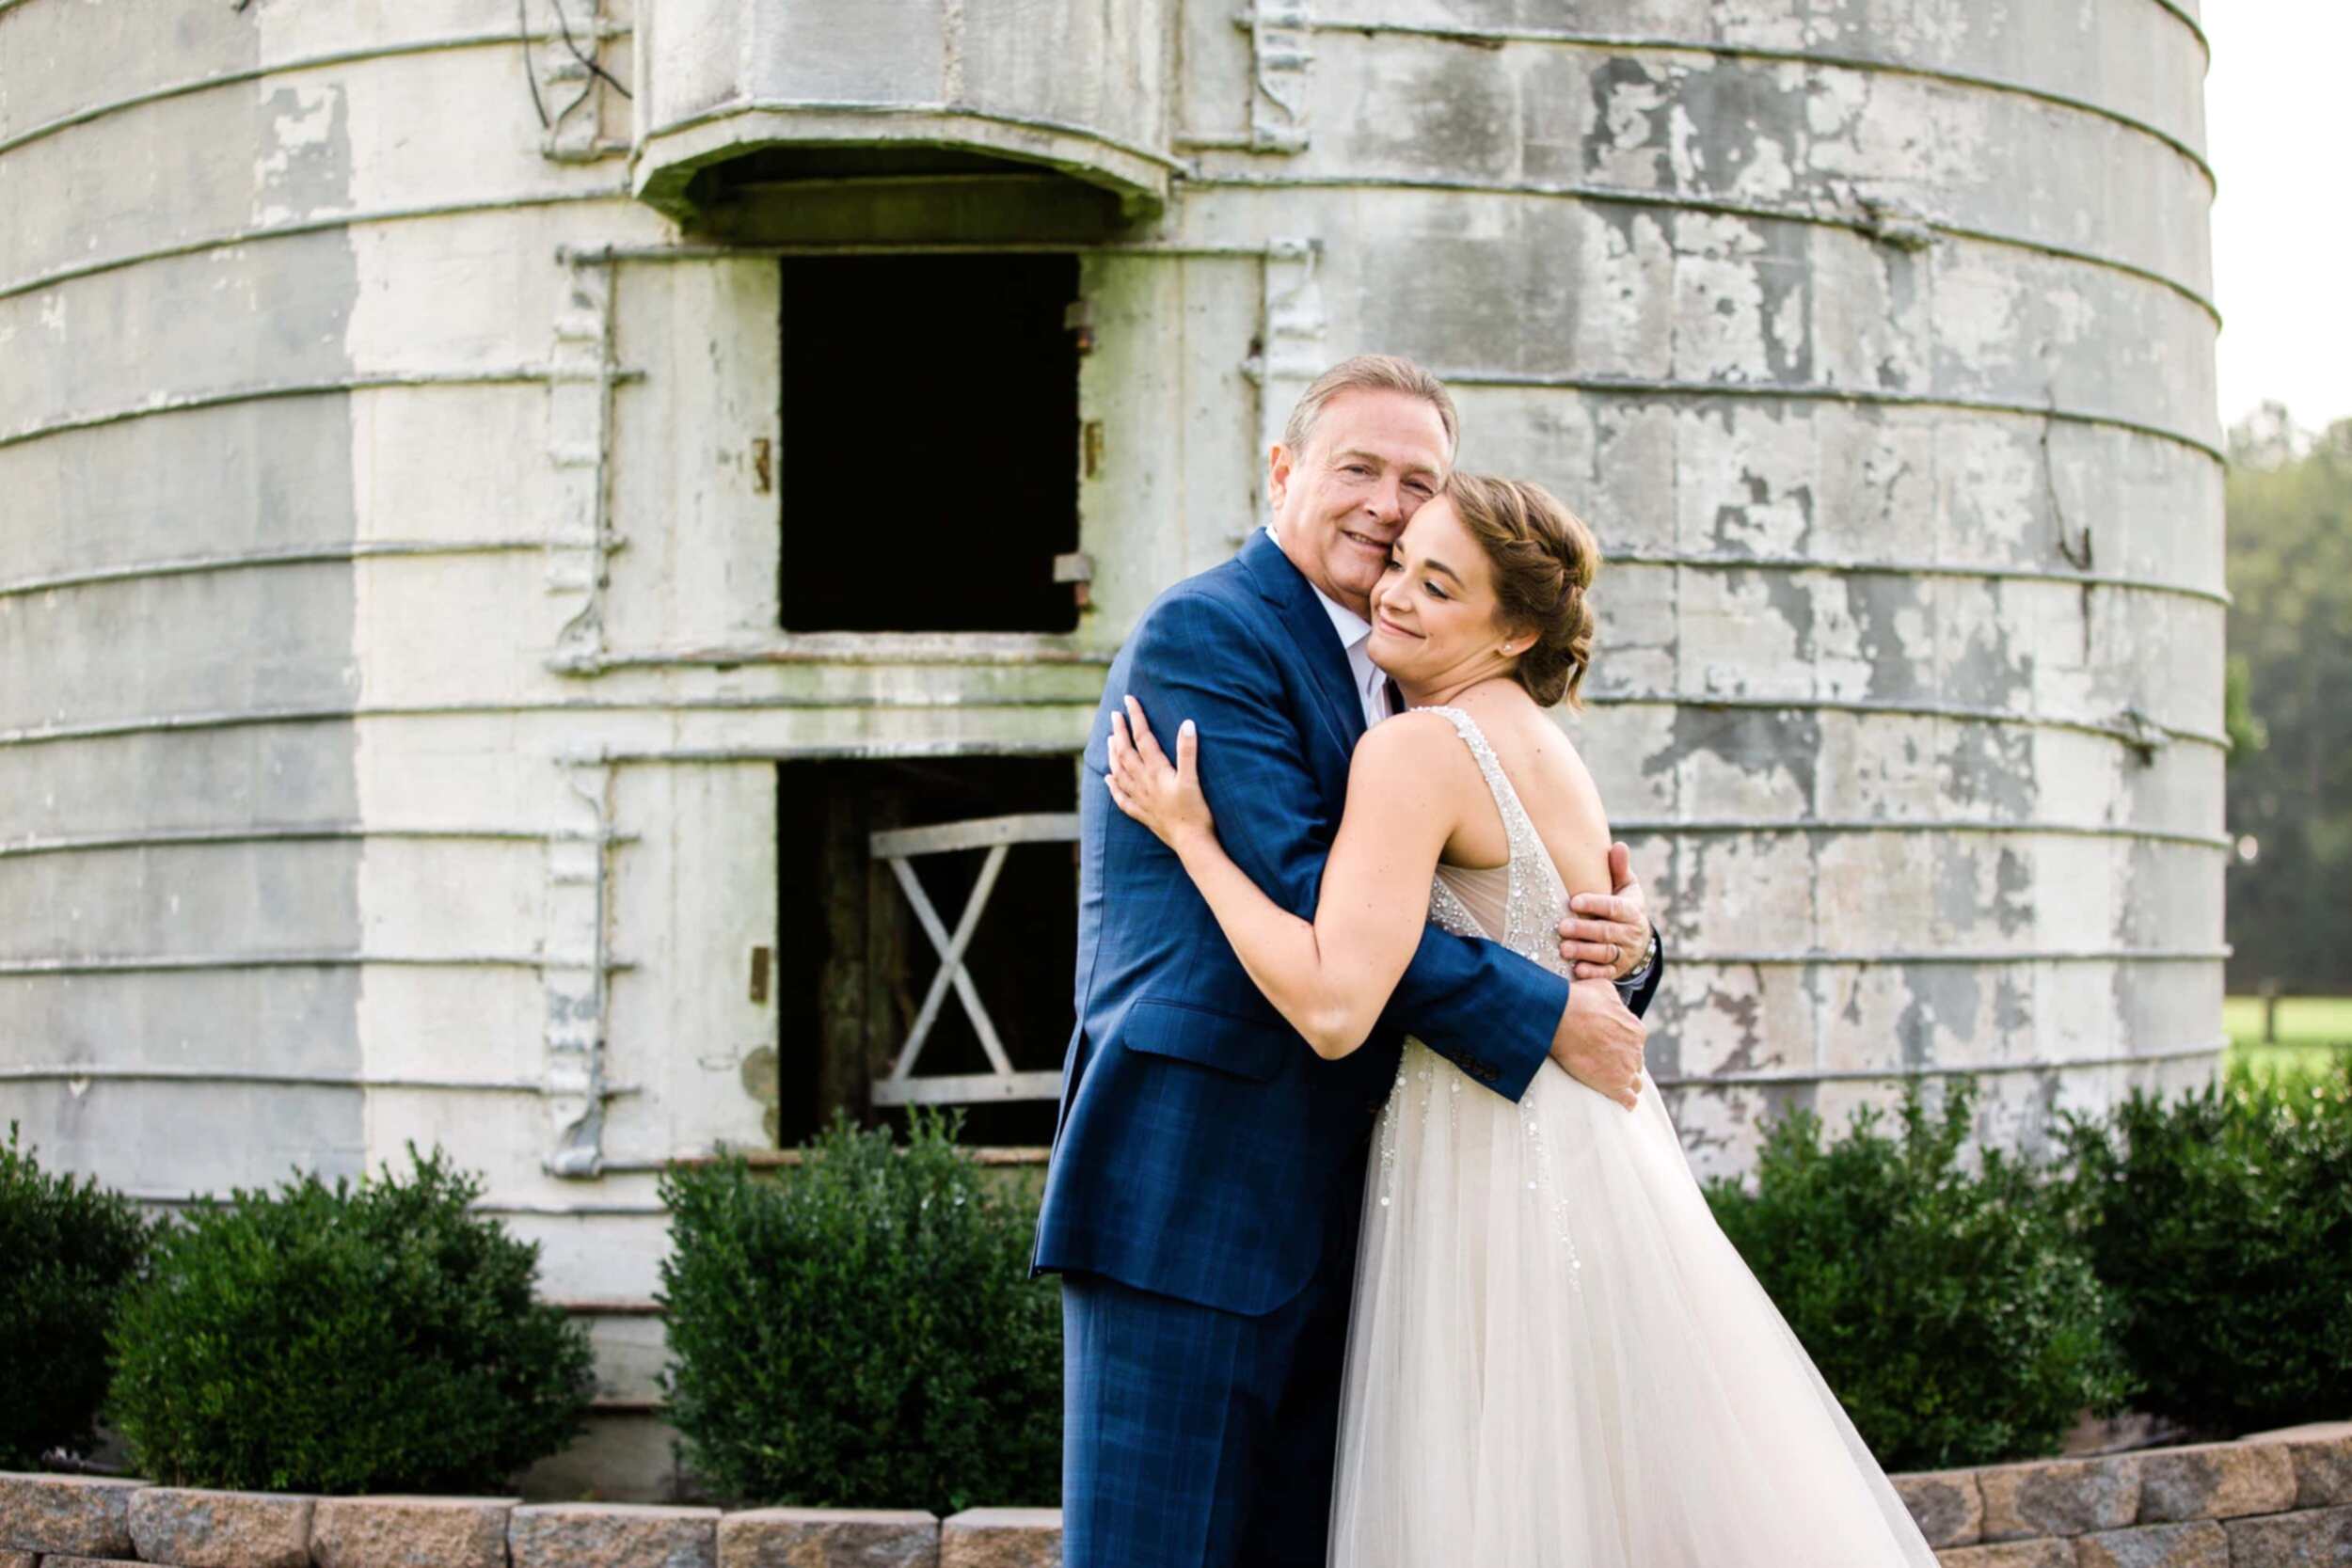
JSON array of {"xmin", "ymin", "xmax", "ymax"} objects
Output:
[{"xmin": 2224, "ymin": 995, "xmax": 2352, "ymax": 1086}]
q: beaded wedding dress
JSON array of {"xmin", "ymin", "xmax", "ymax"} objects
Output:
[{"xmin": 1327, "ymin": 706, "xmax": 1942, "ymax": 1567}]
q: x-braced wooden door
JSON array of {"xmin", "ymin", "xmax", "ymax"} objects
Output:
[{"xmin": 866, "ymin": 812, "xmax": 1078, "ymax": 1106}]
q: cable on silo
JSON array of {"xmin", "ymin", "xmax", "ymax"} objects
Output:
[
  {"xmin": 548, "ymin": 0, "xmax": 632, "ymax": 99},
  {"xmin": 517, "ymin": 0, "xmax": 631, "ymax": 136},
  {"xmin": 518, "ymin": 0, "xmax": 551, "ymax": 128}
]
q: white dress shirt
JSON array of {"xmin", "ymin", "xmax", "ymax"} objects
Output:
[{"xmin": 1267, "ymin": 525, "xmax": 1394, "ymax": 727}]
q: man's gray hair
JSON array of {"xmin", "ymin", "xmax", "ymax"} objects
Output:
[{"xmin": 1281, "ymin": 354, "xmax": 1461, "ymax": 462}]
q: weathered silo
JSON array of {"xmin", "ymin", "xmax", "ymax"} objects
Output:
[{"xmin": 1, "ymin": 0, "xmax": 2218, "ymax": 1496}]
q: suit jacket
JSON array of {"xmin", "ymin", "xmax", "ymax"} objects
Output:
[{"xmin": 1031, "ymin": 529, "xmax": 1665, "ymax": 1316}]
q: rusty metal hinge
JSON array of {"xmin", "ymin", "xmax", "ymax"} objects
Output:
[{"xmin": 1056, "ymin": 551, "xmax": 1095, "ymax": 611}]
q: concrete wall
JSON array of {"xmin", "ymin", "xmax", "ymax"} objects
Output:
[
  {"xmin": 631, "ymin": 0, "xmax": 1179, "ymax": 214},
  {"xmin": 0, "ymin": 0, "xmax": 699, "ymax": 1485},
  {"xmin": 1071, "ymin": 0, "xmax": 2226, "ymax": 1172},
  {"xmin": 0, "ymin": 0, "xmax": 2219, "ymax": 1497}
]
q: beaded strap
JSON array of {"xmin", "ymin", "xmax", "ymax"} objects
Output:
[
  {"xmin": 1414, "ymin": 705, "xmax": 1558, "ymax": 961},
  {"xmin": 1385, "ymin": 707, "xmax": 1589, "ymax": 1281}
]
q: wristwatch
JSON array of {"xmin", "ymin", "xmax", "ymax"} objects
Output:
[{"xmin": 1618, "ymin": 925, "xmax": 1660, "ymax": 986}]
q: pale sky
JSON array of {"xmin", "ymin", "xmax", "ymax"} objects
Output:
[{"xmin": 2203, "ymin": 8, "xmax": 2352, "ymax": 434}]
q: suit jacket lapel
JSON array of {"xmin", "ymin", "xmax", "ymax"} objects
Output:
[{"xmin": 1240, "ymin": 529, "xmax": 1367, "ymax": 757}]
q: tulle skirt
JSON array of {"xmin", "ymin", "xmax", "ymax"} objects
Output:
[{"xmin": 1327, "ymin": 1041, "xmax": 1943, "ymax": 1567}]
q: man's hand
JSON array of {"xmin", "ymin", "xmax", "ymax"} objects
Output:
[
  {"xmin": 1550, "ymin": 980, "xmax": 1647, "ymax": 1110},
  {"xmin": 1559, "ymin": 842, "xmax": 1654, "ymax": 982}
]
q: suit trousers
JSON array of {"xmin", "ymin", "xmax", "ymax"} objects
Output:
[{"xmin": 1059, "ymin": 1185, "xmax": 1363, "ymax": 1568}]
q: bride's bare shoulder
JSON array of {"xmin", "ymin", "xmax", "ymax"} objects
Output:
[
  {"xmin": 1446, "ymin": 681, "xmax": 1579, "ymax": 759},
  {"xmin": 1343, "ymin": 712, "xmax": 1494, "ymax": 848},
  {"xmin": 1456, "ymin": 690, "xmax": 1613, "ymax": 887},
  {"xmin": 1352, "ymin": 706, "xmax": 1472, "ymax": 769},
  {"xmin": 1347, "ymin": 709, "xmax": 1489, "ymax": 803}
]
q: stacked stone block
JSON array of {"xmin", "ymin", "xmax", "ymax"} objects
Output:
[
  {"xmin": 0, "ymin": 1481, "xmax": 1063, "ymax": 1568},
  {"xmin": 1904, "ymin": 1426, "xmax": 2352, "ymax": 1568},
  {"xmin": 6, "ymin": 1428, "xmax": 2346, "ymax": 1567}
]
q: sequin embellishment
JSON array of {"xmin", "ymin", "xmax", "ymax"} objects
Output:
[{"xmin": 1410, "ymin": 705, "xmax": 1587, "ymax": 1283}]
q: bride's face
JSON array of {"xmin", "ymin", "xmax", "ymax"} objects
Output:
[{"xmin": 1366, "ymin": 498, "xmax": 1528, "ymax": 688}]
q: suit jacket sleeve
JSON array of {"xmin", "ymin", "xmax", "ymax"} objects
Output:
[
  {"xmin": 1617, "ymin": 927, "xmax": 1666, "ymax": 1020},
  {"xmin": 1120, "ymin": 592, "xmax": 1570, "ymax": 1103}
]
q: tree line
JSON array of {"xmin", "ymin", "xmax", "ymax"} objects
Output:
[{"xmin": 2223, "ymin": 404, "xmax": 2351, "ymax": 993}]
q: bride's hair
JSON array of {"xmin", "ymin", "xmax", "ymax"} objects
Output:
[{"xmin": 1442, "ymin": 472, "xmax": 1600, "ymax": 709}]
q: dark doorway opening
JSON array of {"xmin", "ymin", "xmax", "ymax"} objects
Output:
[
  {"xmin": 778, "ymin": 255, "xmax": 1082, "ymax": 632},
  {"xmin": 774, "ymin": 754, "xmax": 1077, "ymax": 1148}
]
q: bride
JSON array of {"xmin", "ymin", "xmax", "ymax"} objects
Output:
[{"xmin": 1103, "ymin": 472, "xmax": 1941, "ymax": 1566}]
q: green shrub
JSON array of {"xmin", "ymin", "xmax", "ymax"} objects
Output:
[
  {"xmin": 2054, "ymin": 1053, "xmax": 2352, "ymax": 1434},
  {"xmin": 105, "ymin": 1145, "xmax": 595, "ymax": 1493},
  {"xmin": 0, "ymin": 1122, "xmax": 154, "ymax": 1469},
  {"xmin": 658, "ymin": 1110, "xmax": 1060, "ymax": 1513},
  {"xmin": 1704, "ymin": 1078, "xmax": 2133, "ymax": 1470}
]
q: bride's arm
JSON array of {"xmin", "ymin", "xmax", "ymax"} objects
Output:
[{"xmin": 1106, "ymin": 697, "xmax": 1468, "ymax": 1059}]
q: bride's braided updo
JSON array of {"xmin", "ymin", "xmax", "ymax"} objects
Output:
[{"xmin": 1441, "ymin": 472, "xmax": 1600, "ymax": 708}]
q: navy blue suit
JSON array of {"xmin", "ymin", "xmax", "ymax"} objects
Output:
[{"xmin": 1034, "ymin": 530, "xmax": 1663, "ymax": 1566}]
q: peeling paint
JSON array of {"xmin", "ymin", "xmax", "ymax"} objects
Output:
[
  {"xmin": 252, "ymin": 83, "xmax": 347, "ymax": 230},
  {"xmin": 0, "ymin": 8, "xmax": 2225, "ymax": 1438}
]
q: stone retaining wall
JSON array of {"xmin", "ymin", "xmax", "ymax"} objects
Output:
[
  {"xmin": 6, "ymin": 1425, "xmax": 2346, "ymax": 1567},
  {"xmin": 1884, "ymin": 1423, "xmax": 2352, "ymax": 1568}
]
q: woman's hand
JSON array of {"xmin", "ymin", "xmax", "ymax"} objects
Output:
[{"xmin": 1105, "ymin": 695, "xmax": 1215, "ymax": 850}]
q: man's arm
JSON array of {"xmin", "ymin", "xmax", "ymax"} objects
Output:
[{"xmin": 1121, "ymin": 594, "xmax": 1570, "ymax": 1102}]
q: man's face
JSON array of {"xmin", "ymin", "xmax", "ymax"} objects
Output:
[{"xmin": 1268, "ymin": 388, "xmax": 1452, "ymax": 617}]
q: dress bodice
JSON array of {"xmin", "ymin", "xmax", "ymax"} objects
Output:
[{"xmin": 1418, "ymin": 705, "xmax": 1571, "ymax": 979}]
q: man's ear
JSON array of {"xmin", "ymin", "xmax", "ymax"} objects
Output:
[{"xmin": 1267, "ymin": 442, "xmax": 1294, "ymax": 512}]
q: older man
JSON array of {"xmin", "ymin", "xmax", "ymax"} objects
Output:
[{"xmin": 1033, "ymin": 356, "xmax": 1662, "ymax": 1568}]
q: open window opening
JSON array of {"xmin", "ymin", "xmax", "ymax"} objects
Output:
[
  {"xmin": 778, "ymin": 255, "xmax": 1083, "ymax": 633},
  {"xmin": 774, "ymin": 754, "xmax": 1077, "ymax": 1148}
]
